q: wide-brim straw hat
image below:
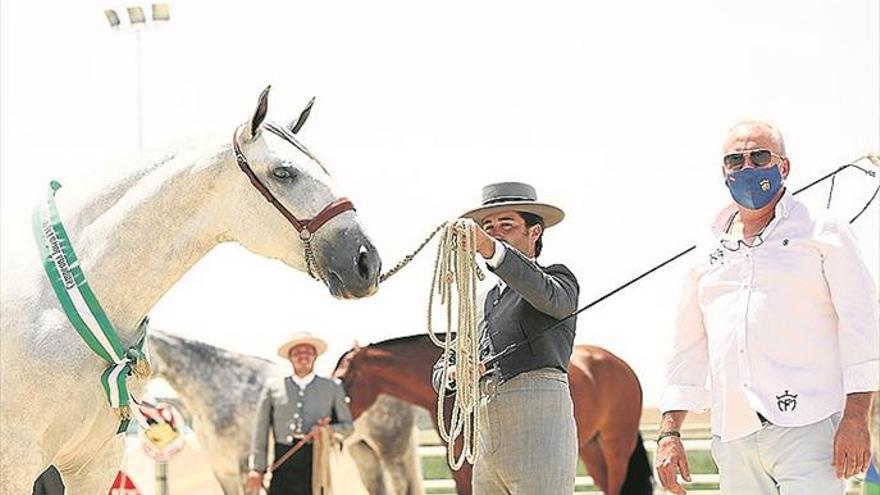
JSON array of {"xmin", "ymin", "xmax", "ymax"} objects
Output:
[
  {"xmin": 276, "ymin": 332, "xmax": 328, "ymax": 359},
  {"xmin": 461, "ymin": 182, "xmax": 565, "ymax": 228}
]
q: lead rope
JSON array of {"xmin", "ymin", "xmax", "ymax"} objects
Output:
[
  {"xmin": 302, "ymin": 235, "xmax": 323, "ymax": 282},
  {"xmin": 378, "ymin": 223, "xmax": 448, "ymax": 283},
  {"xmin": 424, "ymin": 220, "xmax": 485, "ymax": 470}
]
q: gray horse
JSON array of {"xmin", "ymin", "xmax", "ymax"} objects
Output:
[
  {"xmin": 1, "ymin": 88, "xmax": 381, "ymax": 494},
  {"xmin": 148, "ymin": 330, "xmax": 423, "ymax": 494}
]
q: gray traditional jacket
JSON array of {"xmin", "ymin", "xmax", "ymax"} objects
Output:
[
  {"xmin": 250, "ymin": 375, "xmax": 353, "ymax": 472},
  {"xmin": 432, "ymin": 243, "xmax": 579, "ymax": 390}
]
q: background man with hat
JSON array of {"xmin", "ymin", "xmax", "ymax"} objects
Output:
[
  {"xmin": 247, "ymin": 332, "xmax": 353, "ymax": 495},
  {"xmin": 432, "ymin": 182, "xmax": 580, "ymax": 494}
]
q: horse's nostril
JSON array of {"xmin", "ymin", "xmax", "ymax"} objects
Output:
[{"xmin": 357, "ymin": 250, "xmax": 372, "ymax": 280}]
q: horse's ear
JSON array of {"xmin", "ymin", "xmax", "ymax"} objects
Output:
[
  {"xmin": 287, "ymin": 97, "xmax": 315, "ymax": 135},
  {"xmin": 352, "ymin": 339, "xmax": 361, "ymax": 350},
  {"xmin": 245, "ymin": 85, "xmax": 271, "ymax": 141}
]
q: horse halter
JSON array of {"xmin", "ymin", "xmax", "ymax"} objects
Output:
[{"xmin": 232, "ymin": 122, "xmax": 355, "ymax": 280}]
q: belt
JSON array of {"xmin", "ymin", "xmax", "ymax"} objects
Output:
[{"xmin": 479, "ymin": 372, "xmax": 500, "ymax": 396}]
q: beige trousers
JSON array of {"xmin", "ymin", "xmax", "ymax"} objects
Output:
[{"xmin": 711, "ymin": 413, "xmax": 845, "ymax": 494}]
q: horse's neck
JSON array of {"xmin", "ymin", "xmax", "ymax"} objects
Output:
[
  {"xmin": 149, "ymin": 335, "xmax": 208, "ymax": 404},
  {"xmin": 58, "ymin": 139, "xmax": 236, "ymax": 340},
  {"xmin": 150, "ymin": 333, "xmax": 267, "ymax": 414},
  {"xmin": 366, "ymin": 349, "xmax": 437, "ymax": 410}
]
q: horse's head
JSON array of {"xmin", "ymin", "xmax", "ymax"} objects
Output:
[
  {"xmin": 332, "ymin": 341, "xmax": 379, "ymax": 418},
  {"xmin": 228, "ymin": 87, "xmax": 381, "ymax": 299}
]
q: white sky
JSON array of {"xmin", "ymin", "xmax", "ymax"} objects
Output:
[{"xmin": 2, "ymin": 0, "xmax": 878, "ymax": 405}]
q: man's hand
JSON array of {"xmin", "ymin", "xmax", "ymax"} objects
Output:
[
  {"xmin": 472, "ymin": 226, "xmax": 496, "ymax": 259},
  {"xmin": 456, "ymin": 221, "xmax": 496, "ymax": 259},
  {"xmin": 832, "ymin": 414, "xmax": 871, "ymax": 478},
  {"xmin": 245, "ymin": 470, "xmax": 264, "ymax": 494},
  {"xmin": 834, "ymin": 392, "xmax": 874, "ymax": 479},
  {"xmin": 447, "ymin": 363, "xmax": 488, "ymax": 384},
  {"xmin": 655, "ymin": 436, "xmax": 692, "ymax": 494},
  {"xmin": 310, "ymin": 416, "xmax": 331, "ymax": 437}
]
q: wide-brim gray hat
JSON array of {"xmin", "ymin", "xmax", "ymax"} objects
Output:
[{"xmin": 461, "ymin": 182, "xmax": 565, "ymax": 228}]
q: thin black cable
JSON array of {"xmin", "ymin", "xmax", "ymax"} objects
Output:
[
  {"xmin": 793, "ymin": 163, "xmax": 876, "ymax": 195},
  {"xmin": 827, "ymin": 174, "xmax": 837, "ymax": 209},
  {"xmin": 850, "ymin": 185, "xmax": 879, "ymax": 224},
  {"xmin": 483, "ymin": 245, "xmax": 695, "ymax": 367}
]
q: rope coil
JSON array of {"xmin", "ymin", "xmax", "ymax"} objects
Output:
[{"xmin": 426, "ymin": 219, "xmax": 485, "ymax": 470}]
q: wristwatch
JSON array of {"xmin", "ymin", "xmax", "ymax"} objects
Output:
[{"xmin": 657, "ymin": 430, "xmax": 681, "ymax": 442}]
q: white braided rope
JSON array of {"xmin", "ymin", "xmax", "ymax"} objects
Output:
[{"xmin": 427, "ymin": 219, "xmax": 485, "ymax": 470}]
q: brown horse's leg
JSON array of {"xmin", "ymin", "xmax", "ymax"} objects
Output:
[
  {"xmin": 430, "ymin": 416, "xmax": 473, "ymax": 495},
  {"xmin": 453, "ymin": 463, "xmax": 473, "ymax": 495},
  {"xmin": 581, "ymin": 439, "xmax": 609, "ymax": 493},
  {"xmin": 598, "ymin": 434, "xmax": 638, "ymax": 495}
]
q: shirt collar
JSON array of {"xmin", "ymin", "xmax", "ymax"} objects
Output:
[
  {"xmin": 711, "ymin": 189, "xmax": 793, "ymax": 240},
  {"xmin": 290, "ymin": 372, "xmax": 316, "ymax": 388}
]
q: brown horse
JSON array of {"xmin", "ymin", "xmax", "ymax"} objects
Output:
[{"xmin": 333, "ymin": 335, "xmax": 653, "ymax": 495}]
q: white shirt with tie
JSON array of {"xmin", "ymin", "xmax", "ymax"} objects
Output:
[{"xmin": 660, "ymin": 192, "xmax": 879, "ymax": 441}]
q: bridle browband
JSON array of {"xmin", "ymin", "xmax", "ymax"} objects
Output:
[{"xmin": 232, "ymin": 122, "xmax": 355, "ymax": 242}]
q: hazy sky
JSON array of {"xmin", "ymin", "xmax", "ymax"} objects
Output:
[{"xmin": 2, "ymin": 0, "xmax": 878, "ymax": 405}]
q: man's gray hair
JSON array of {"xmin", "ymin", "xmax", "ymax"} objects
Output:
[{"xmin": 726, "ymin": 120, "xmax": 787, "ymax": 156}]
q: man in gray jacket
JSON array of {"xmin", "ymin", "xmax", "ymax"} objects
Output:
[
  {"xmin": 247, "ymin": 332, "xmax": 353, "ymax": 495},
  {"xmin": 432, "ymin": 182, "xmax": 580, "ymax": 494}
]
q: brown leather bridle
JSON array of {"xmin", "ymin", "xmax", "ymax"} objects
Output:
[
  {"xmin": 232, "ymin": 122, "xmax": 356, "ymax": 281},
  {"xmin": 232, "ymin": 122, "xmax": 355, "ymax": 242}
]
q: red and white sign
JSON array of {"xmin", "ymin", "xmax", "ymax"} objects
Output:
[
  {"xmin": 107, "ymin": 471, "xmax": 141, "ymax": 495},
  {"xmin": 138, "ymin": 402, "xmax": 186, "ymax": 462}
]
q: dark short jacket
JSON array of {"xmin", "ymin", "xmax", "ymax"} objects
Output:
[{"xmin": 433, "ymin": 244, "xmax": 579, "ymax": 390}]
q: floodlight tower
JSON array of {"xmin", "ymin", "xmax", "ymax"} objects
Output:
[{"xmin": 103, "ymin": 4, "xmax": 170, "ymax": 151}]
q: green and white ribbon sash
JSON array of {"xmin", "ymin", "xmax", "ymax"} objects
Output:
[{"xmin": 33, "ymin": 180, "xmax": 150, "ymax": 434}]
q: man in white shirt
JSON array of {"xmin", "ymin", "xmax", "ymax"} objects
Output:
[{"xmin": 655, "ymin": 121, "xmax": 878, "ymax": 494}]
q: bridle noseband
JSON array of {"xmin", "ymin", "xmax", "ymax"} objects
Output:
[{"xmin": 232, "ymin": 122, "xmax": 355, "ymax": 279}]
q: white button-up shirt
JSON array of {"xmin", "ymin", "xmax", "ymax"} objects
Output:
[{"xmin": 660, "ymin": 192, "xmax": 879, "ymax": 441}]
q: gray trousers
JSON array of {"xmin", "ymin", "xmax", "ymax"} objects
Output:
[{"xmin": 473, "ymin": 367, "xmax": 578, "ymax": 495}]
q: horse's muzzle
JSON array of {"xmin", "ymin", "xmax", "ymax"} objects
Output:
[{"xmin": 321, "ymin": 232, "xmax": 381, "ymax": 299}]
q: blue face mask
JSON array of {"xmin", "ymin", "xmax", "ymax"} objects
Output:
[{"xmin": 725, "ymin": 165, "xmax": 783, "ymax": 210}]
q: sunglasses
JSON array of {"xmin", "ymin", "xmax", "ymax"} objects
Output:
[
  {"xmin": 720, "ymin": 232, "xmax": 766, "ymax": 252},
  {"xmin": 722, "ymin": 149, "xmax": 783, "ymax": 172}
]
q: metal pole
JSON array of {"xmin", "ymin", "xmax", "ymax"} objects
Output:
[
  {"xmin": 155, "ymin": 461, "xmax": 168, "ymax": 495},
  {"xmin": 134, "ymin": 28, "xmax": 144, "ymax": 151}
]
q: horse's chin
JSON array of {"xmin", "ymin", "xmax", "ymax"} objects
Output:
[{"xmin": 325, "ymin": 271, "xmax": 379, "ymax": 300}]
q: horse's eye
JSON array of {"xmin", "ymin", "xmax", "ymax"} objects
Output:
[{"xmin": 271, "ymin": 167, "xmax": 296, "ymax": 181}]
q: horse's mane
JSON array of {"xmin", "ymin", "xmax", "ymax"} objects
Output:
[
  {"xmin": 372, "ymin": 333, "xmax": 455, "ymax": 348},
  {"xmin": 69, "ymin": 136, "xmax": 228, "ymax": 233},
  {"xmin": 149, "ymin": 328, "xmax": 276, "ymax": 373},
  {"xmin": 333, "ymin": 333, "xmax": 454, "ymax": 371}
]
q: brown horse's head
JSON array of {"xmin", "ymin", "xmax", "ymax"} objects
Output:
[
  {"xmin": 333, "ymin": 335, "xmax": 446, "ymax": 419},
  {"xmin": 332, "ymin": 342, "xmax": 381, "ymax": 419}
]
